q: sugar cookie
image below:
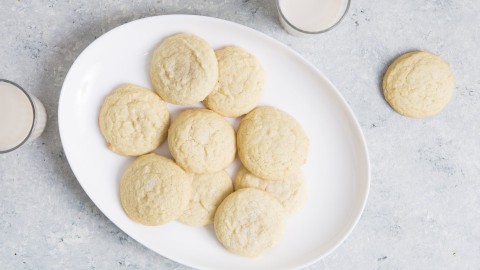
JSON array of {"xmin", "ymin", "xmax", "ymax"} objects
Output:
[
  {"xmin": 150, "ymin": 33, "xmax": 218, "ymax": 105},
  {"xmin": 98, "ymin": 84, "xmax": 169, "ymax": 156},
  {"xmin": 120, "ymin": 154, "xmax": 192, "ymax": 226},
  {"xmin": 383, "ymin": 51, "xmax": 455, "ymax": 118},
  {"xmin": 168, "ymin": 108, "xmax": 236, "ymax": 173},
  {"xmin": 179, "ymin": 170, "xmax": 233, "ymax": 226},
  {"xmin": 237, "ymin": 106, "xmax": 309, "ymax": 179},
  {"xmin": 204, "ymin": 46, "xmax": 265, "ymax": 117},
  {"xmin": 234, "ymin": 166, "xmax": 307, "ymax": 215},
  {"xmin": 214, "ymin": 188, "xmax": 286, "ymax": 257}
]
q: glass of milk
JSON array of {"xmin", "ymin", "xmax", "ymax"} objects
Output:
[
  {"xmin": 0, "ymin": 79, "xmax": 47, "ymax": 153},
  {"xmin": 277, "ymin": 0, "xmax": 351, "ymax": 36}
]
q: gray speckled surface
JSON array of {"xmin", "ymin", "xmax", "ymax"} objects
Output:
[{"xmin": 1, "ymin": 0, "xmax": 479, "ymax": 269}]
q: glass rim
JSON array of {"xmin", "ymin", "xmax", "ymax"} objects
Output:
[
  {"xmin": 276, "ymin": 0, "xmax": 352, "ymax": 35},
  {"xmin": 0, "ymin": 79, "xmax": 36, "ymax": 154}
]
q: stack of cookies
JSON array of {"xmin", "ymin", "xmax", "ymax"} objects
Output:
[{"xmin": 98, "ymin": 33, "xmax": 309, "ymax": 257}]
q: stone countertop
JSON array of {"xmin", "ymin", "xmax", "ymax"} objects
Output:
[{"xmin": 1, "ymin": 1, "xmax": 479, "ymax": 269}]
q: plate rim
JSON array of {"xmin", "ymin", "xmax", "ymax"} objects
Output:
[{"xmin": 58, "ymin": 14, "xmax": 370, "ymax": 270}]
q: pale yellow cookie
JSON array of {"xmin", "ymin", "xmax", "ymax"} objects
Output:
[
  {"xmin": 237, "ymin": 106, "xmax": 309, "ymax": 179},
  {"xmin": 383, "ymin": 51, "xmax": 455, "ymax": 118},
  {"xmin": 204, "ymin": 46, "xmax": 265, "ymax": 117},
  {"xmin": 168, "ymin": 108, "xmax": 236, "ymax": 174},
  {"xmin": 120, "ymin": 154, "xmax": 192, "ymax": 226},
  {"xmin": 214, "ymin": 188, "xmax": 286, "ymax": 257},
  {"xmin": 178, "ymin": 170, "xmax": 233, "ymax": 227},
  {"xmin": 234, "ymin": 166, "xmax": 307, "ymax": 215},
  {"xmin": 98, "ymin": 84, "xmax": 170, "ymax": 156},
  {"xmin": 150, "ymin": 33, "xmax": 218, "ymax": 105}
]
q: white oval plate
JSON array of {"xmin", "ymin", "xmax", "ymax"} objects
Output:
[{"xmin": 59, "ymin": 15, "xmax": 369, "ymax": 270}]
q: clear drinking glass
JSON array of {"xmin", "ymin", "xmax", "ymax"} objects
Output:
[
  {"xmin": 0, "ymin": 79, "xmax": 47, "ymax": 153},
  {"xmin": 277, "ymin": 0, "xmax": 351, "ymax": 36}
]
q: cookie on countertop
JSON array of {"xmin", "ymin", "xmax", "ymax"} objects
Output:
[
  {"xmin": 383, "ymin": 51, "xmax": 455, "ymax": 118},
  {"xmin": 150, "ymin": 33, "xmax": 218, "ymax": 105},
  {"xmin": 120, "ymin": 154, "xmax": 192, "ymax": 226},
  {"xmin": 168, "ymin": 108, "xmax": 236, "ymax": 174},
  {"xmin": 214, "ymin": 188, "xmax": 286, "ymax": 257},
  {"xmin": 237, "ymin": 106, "xmax": 309, "ymax": 179},
  {"xmin": 178, "ymin": 170, "xmax": 233, "ymax": 227},
  {"xmin": 204, "ymin": 46, "xmax": 265, "ymax": 117},
  {"xmin": 234, "ymin": 166, "xmax": 307, "ymax": 215},
  {"xmin": 98, "ymin": 83, "xmax": 170, "ymax": 156}
]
